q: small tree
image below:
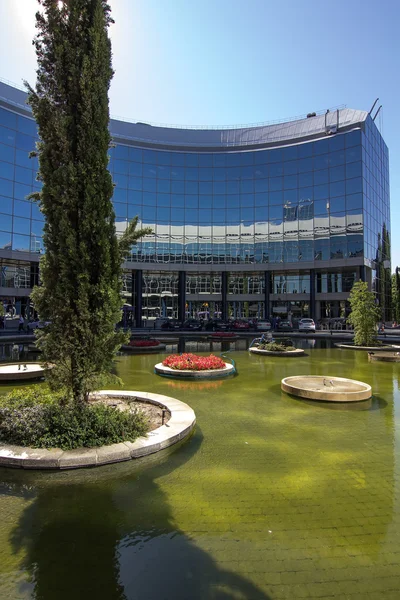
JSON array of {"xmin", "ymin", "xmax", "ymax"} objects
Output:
[
  {"xmin": 347, "ymin": 280, "xmax": 381, "ymax": 346},
  {"xmin": 26, "ymin": 0, "xmax": 151, "ymax": 404}
]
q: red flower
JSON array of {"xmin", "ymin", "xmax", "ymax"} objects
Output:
[
  {"xmin": 162, "ymin": 353, "xmax": 226, "ymax": 371},
  {"xmin": 129, "ymin": 339, "xmax": 160, "ymax": 347}
]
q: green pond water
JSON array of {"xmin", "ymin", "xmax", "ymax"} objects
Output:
[{"xmin": 0, "ymin": 339, "xmax": 400, "ymax": 599}]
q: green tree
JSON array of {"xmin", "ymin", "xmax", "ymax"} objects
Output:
[
  {"xmin": 347, "ymin": 280, "xmax": 381, "ymax": 346},
  {"xmin": 26, "ymin": 0, "xmax": 151, "ymax": 404},
  {"xmin": 391, "ymin": 267, "xmax": 400, "ymax": 323}
]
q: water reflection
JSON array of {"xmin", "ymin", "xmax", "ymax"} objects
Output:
[{"xmin": 6, "ymin": 429, "xmax": 270, "ymax": 600}]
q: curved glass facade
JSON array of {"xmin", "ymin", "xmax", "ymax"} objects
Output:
[{"xmin": 0, "ymin": 81, "xmax": 391, "ymax": 324}]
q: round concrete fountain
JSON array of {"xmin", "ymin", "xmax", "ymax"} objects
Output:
[
  {"xmin": 0, "ymin": 363, "xmax": 46, "ymax": 382},
  {"xmin": 281, "ymin": 375, "xmax": 371, "ymax": 402}
]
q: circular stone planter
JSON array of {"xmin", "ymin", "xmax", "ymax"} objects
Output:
[
  {"xmin": 155, "ymin": 362, "xmax": 235, "ymax": 379},
  {"xmin": 249, "ymin": 347, "xmax": 304, "ymax": 357},
  {"xmin": 281, "ymin": 375, "xmax": 372, "ymax": 402},
  {"xmin": 368, "ymin": 352, "xmax": 400, "ymax": 362},
  {"xmin": 336, "ymin": 343, "xmax": 400, "ymax": 352},
  {"xmin": 121, "ymin": 343, "xmax": 166, "ymax": 353},
  {"xmin": 0, "ymin": 390, "xmax": 196, "ymax": 470},
  {"xmin": 0, "ymin": 362, "xmax": 46, "ymax": 382}
]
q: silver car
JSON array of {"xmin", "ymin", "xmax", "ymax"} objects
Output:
[{"xmin": 298, "ymin": 318, "xmax": 316, "ymax": 332}]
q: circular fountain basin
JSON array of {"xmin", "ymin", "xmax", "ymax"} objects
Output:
[
  {"xmin": 0, "ymin": 363, "xmax": 45, "ymax": 382},
  {"xmin": 155, "ymin": 362, "xmax": 235, "ymax": 379},
  {"xmin": 368, "ymin": 352, "xmax": 400, "ymax": 363},
  {"xmin": 336, "ymin": 343, "xmax": 400, "ymax": 352},
  {"xmin": 249, "ymin": 347, "xmax": 304, "ymax": 357},
  {"xmin": 281, "ymin": 375, "xmax": 371, "ymax": 402}
]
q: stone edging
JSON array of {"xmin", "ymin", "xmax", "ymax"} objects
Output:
[
  {"xmin": 249, "ymin": 347, "xmax": 304, "ymax": 357},
  {"xmin": 154, "ymin": 362, "xmax": 235, "ymax": 379},
  {"xmin": 0, "ymin": 390, "xmax": 196, "ymax": 470},
  {"xmin": 336, "ymin": 343, "xmax": 400, "ymax": 352}
]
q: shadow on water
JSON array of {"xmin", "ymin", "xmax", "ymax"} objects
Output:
[{"xmin": 6, "ymin": 427, "xmax": 271, "ymax": 600}]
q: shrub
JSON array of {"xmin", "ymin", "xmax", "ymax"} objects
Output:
[
  {"xmin": 0, "ymin": 388, "xmax": 149, "ymax": 450},
  {"xmin": 258, "ymin": 342, "xmax": 295, "ymax": 352},
  {"xmin": 163, "ymin": 353, "xmax": 226, "ymax": 371}
]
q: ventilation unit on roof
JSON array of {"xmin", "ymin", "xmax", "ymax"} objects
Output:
[{"xmin": 307, "ymin": 112, "xmax": 316, "ymax": 118}]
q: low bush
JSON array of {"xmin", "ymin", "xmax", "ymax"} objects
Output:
[
  {"xmin": 258, "ymin": 342, "xmax": 295, "ymax": 352},
  {"xmin": 163, "ymin": 353, "xmax": 226, "ymax": 371},
  {"xmin": 0, "ymin": 387, "xmax": 149, "ymax": 450}
]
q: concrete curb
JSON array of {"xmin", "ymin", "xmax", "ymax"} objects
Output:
[{"xmin": 0, "ymin": 390, "xmax": 196, "ymax": 470}]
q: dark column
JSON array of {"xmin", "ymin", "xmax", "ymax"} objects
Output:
[
  {"xmin": 359, "ymin": 265, "xmax": 366, "ymax": 282},
  {"xmin": 178, "ymin": 271, "xmax": 186, "ymax": 323},
  {"xmin": 135, "ymin": 270, "xmax": 143, "ymax": 328},
  {"xmin": 30, "ymin": 262, "xmax": 39, "ymax": 288},
  {"xmin": 221, "ymin": 272, "xmax": 228, "ymax": 320},
  {"xmin": 264, "ymin": 271, "xmax": 271, "ymax": 319},
  {"xmin": 309, "ymin": 269, "xmax": 316, "ymax": 320}
]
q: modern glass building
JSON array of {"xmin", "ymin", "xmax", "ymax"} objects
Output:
[{"xmin": 0, "ymin": 80, "xmax": 391, "ymax": 326}]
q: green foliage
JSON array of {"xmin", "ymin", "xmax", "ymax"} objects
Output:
[
  {"xmin": 392, "ymin": 268, "xmax": 400, "ymax": 323},
  {"xmin": 347, "ymin": 280, "xmax": 381, "ymax": 346},
  {"xmin": 0, "ymin": 304, "xmax": 4, "ymax": 317},
  {"xmin": 258, "ymin": 342, "xmax": 295, "ymax": 352},
  {"xmin": 25, "ymin": 1, "xmax": 151, "ymax": 403},
  {"xmin": 0, "ymin": 387, "xmax": 149, "ymax": 450}
]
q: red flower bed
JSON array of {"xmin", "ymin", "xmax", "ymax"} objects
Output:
[
  {"xmin": 162, "ymin": 353, "xmax": 226, "ymax": 371},
  {"xmin": 211, "ymin": 332, "xmax": 236, "ymax": 338},
  {"xmin": 128, "ymin": 339, "xmax": 161, "ymax": 347}
]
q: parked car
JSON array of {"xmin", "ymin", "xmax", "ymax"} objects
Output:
[
  {"xmin": 181, "ymin": 319, "xmax": 203, "ymax": 331},
  {"xmin": 298, "ymin": 318, "xmax": 316, "ymax": 332},
  {"xmin": 204, "ymin": 319, "xmax": 231, "ymax": 332},
  {"xmin": 160, "ymin": 319, "xmax": 182, "ymax": 330},
  {"xmin": 277, "ymin": 320, "xmax": 293, "ymax": 331},
  {"xmin": 256, "ymin": 319, "xmax": 272, "ymax": 331},
  {"xmin": 27, "ymin": 320, "xmax": 51, "ymax": 331},
  {"xmin": 232, "ymin": 319, "xmax": 250, "ymax": 330}
]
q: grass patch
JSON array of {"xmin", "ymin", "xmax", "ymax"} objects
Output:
[{"xmin": 0, "ymin": 387, "xmax": 149, "ymax": 450}]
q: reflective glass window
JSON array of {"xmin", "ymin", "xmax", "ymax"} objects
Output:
[
  {"xmin": 270, "ymin": 177, "xmax": 282, "ymax": 191},
  {"xmin": 255, "ymin": 179, "xmax": 268, "ymax": 193},
  {"xmin": 0, "ymin": 214, "xmax": 12, "ymax": 231},
  {"xmin": 329, "ymin": 165, "xmax": 345, "ymax": 182},
  {"xmin": 346, "ymin": 146, "xmax": 361, "ymax": 163},
  {"xmin": 0, "ymin": 195, "xmax": 12, "ymax": 214},
  {"xmin": 329, "ymin": 135, "xmax": 345, "ymax": 152},
  {"xmin": 314, "ymin": 154, "xmax": 329, "ymax": 170},
  {"xmin": 299, "ymin": 172, "xmax": 313, "ymax": 187},
  {"xmin": 31, "ymin": 202, "xmax": 43, "ymax": 221},
  {"xmin": 31, "ymin": 220, "xmax": 44, "ymax": 236},
  {"xmin": 12, "ymin": 233, "xmax": 30, "ymax": 251},
  {"xmin": 0, "ymin": 143, "xmax": 14, "ymax": 163},
  {"xmin": 345, "ymin": 130, "xmax": 361, "ymax": 148},
  {"xmin": 330, "ymin": 196, "xmax": 345, "ymax": 212},
  {"xmin": 0, "ymin": 162, "xmax": 14, "ymax": 180},
  {"xmin": 0, "ymin": 126, "xmax": 16, "ymax": 146},
  {"xmin": 269, "ymin": 148, "xmax": 283, "ymax": 163},
  {"xmin": 199, "ymin": 181, "xmax": 212, "ymax": 194},
  {"xmin": 329, "ymin": 149, "xmax": 345, "ymax": 167},
  {"xmin": 142, "ymin": 149, "xmax": 156, "ymax": 163},
  {"xmin": 0, "ymin": 179, "xmax": 13, "ymax": 198},
  {"xmin": 314, "ymin": 184, "xmax": 329, "ymax": 200},
  {"xmin": 0, "ymin": 231, "xmax": 11, "ymax": 248},
  {"xmin": 13, "ymin": 216, "xmax": 31, "ymax": 235},
  {"xmin": 143, "ymin": 191, "xmax": 156, "ymax": 205},
  {"xmin": 346, "ymin": 193, "xmax": 363, "ymax": 210},
  {"xmin": 0, "ymin": 108, "xmax": 17, "ymax": 128},
  {"xmin": 346, "ymin": 177, "xmax": 362, "ymax": 195},
  {"xmin": 143, "ymin": 178, "xmax": 156, "ymax": 192},
  {"xmin": 114, "ymin": 174, "xmax": 128, "ymax": 188},
  {"xmin": 269, "ymin": 163, "xmax": 284, "ymax": 177},
  {"xmin": 346, "ymin": 161, "xmax": 362, "ymax": 179},
  {"xmin": 157, "ymin": 179, "xmax": 170, "ymax": 193},
  {"xmin": 198, "ymin": 154, "xmax": 213, "ymax": 167},
  {"xmin": 284, "ymin": 174, "xmax": 297, "ymax": 189},
  {"xmin": 330, "ymin": 180, "xmax": 345, "ymax": 197},
  {"xmin": 15, "ymin": 166, "xmax": 33, "ymax": 185}
]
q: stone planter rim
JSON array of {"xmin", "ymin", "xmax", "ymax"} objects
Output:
[
  {"xmin": 154, "ymin": 361, "xmax": 235, "ymax": 379},
  {"xmin": 249, "ymin": 347, "xmax": 304, "ymax": 357},
  {"xmin": 0, "ymin": 390, "xmax": 196, "ymax": 470}
]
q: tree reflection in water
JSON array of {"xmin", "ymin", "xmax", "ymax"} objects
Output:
[{"xmin": 8, "ymin": 429, "xmax": 270, "ymax": 600}]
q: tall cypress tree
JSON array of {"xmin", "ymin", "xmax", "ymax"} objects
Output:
[{"xmin": 26, "ymin": 0, "xmax": 151, "ymax": 404}]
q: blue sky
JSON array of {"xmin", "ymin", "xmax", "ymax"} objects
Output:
[{"xmin": 1, "ymin": 0, "xmax": 399, "ymax": 267}]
